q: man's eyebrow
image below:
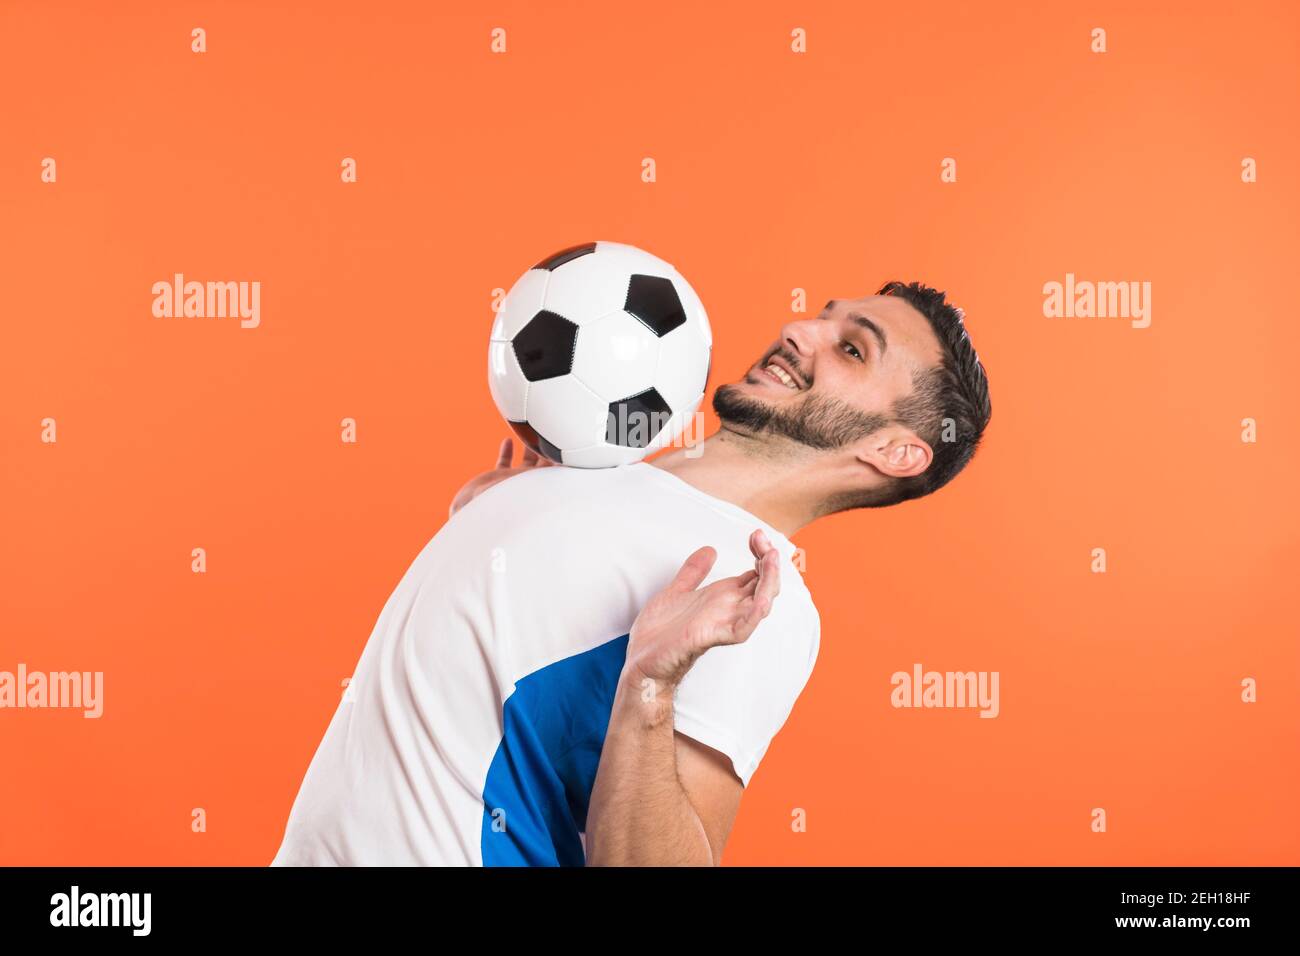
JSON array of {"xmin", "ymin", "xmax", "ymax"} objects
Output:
[{"xmin": 847, "ymin": 311, "xmax": 888, "ymax": 354}]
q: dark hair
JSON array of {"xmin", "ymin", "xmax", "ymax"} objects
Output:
[{"xmin": 825, "ymin": 280, "xmax": 992, "ymax": 512}]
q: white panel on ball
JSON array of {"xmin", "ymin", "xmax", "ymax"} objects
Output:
[
  {"xmin": 599, "ymin": 240, "xmax": 680, "ymax": 276},
  {"xmin": 654, "ymin": 323, "xmax": 711, "ymax": 413},
  {"xmin": 571, "ymin": 310, "xmax": 661, "ymax": 400},
  {"xmin": 487, "ymin": 340, "xmax": 528, "ymax": 421},
  {"xmin": 674, "ymin": 273, "xmax": 713, "ymax": 348},
  {"xmin": 543, "ymin": 243, "xmax": 673, "ymax": 327},
  {"xmin": 562, "ymin": 442, "xmax": 649, "ymax": 469},
  {"xmin": 525, "ymin": 375, "xmax": 609, "ymax": 451}
]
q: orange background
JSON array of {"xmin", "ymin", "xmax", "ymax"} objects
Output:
[{"xmin": 2, "ymin": 0, "xmax": 1297, "ymax": 865}]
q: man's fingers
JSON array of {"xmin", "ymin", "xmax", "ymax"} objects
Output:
[
  {"xmin": 736, "ymin": 592, "xmax": 773, "ymax": 641},
  {"xmin": 756, "ymin": 547, "xmax": 781, "ymax": 604},
  {"xmin": 495, "ymin": 437, "xmax": 514, "ymax": 470},
  {"xmin": 522, "ymin": 446, "xmax": 554, "ymax": 467},
  {"xmin": 730, "ymin": 549, "xmax": 780, "ymax": 642},
  {"xmin": 668, "ymin": 545, "xmax": 718, "ymax": 594},
  {"xmin": 745, "ymin": 529, "xmax": 780, "ymax": 599},
  {"xmin": 731, "ymin": 593, "xmax": 772, "ymax": 643},
  {"xmin": 701, "ymin": 564, "xmax": 760, "ymax": 599}
]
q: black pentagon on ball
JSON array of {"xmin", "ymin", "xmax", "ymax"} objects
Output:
[
  {"xmin": 624, "ymin": 274, "xmax": 686, "ymax": 337},
  {"xmin": 512, "ymin": 310, "xmax": 578, "ymax": 381},
  {"xmin": 532, "ymin": 242, "xmax": 597, "ymax": 271},
  {"xmin": 606, "ymin": 388, "xmax": 673, "ymax": 448},
  {"xmin": 507, "ymin": 420, "xmax": 564, "ymax": 464}
]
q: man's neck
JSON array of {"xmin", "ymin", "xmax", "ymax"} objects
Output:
[{"xmin": 648, "ymin": 429, "xmax": 820, "ymax": 538}]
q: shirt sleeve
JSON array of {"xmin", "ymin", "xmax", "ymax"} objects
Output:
[{"xmin": 670, "ymin": 596, "xmax": 819, "ymax": 788}]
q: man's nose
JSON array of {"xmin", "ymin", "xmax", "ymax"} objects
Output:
[{"xmin": 779, "ymin": 318, "xmax": 819, "ymax": 358}]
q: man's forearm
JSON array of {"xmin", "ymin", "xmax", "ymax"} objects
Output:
[{"xmin": 584, "ymin": 668, "xmax": 714, "ymax": 866}]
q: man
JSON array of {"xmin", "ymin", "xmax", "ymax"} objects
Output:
[{"xmin": 271, "ymin": 280, "xmax": 991, "ymax": 866}]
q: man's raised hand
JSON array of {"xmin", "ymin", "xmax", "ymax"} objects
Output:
[{"xmin": 624, "ymin": 529, "xmax": 781, "ymax": 693}]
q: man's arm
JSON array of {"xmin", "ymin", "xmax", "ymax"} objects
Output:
[
  {"xmin": 585, "ymin": 532, "xmax": 780, "ymax": 866},
  {"xmin": 675, "ymin": 733, "xmax": 744, "ymax": 865}
]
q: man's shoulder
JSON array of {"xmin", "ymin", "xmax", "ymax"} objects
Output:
[
  {"xmin": 464, "ymin": 460, "xmax": 688, "ymax": 515},
  {"xmin": 463, "ymin": 463, "xmax": 777, "ymax": 552},
  {"xmin": 763, "ymin": 558, "xmax": 820, "ymax": 671}
]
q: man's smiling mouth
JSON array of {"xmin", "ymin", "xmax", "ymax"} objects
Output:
[
  {"xmin": 762, "ymin": 364, "xmax": 798, "ymax": 389},
  {"xmin": 759, "ymin": 352, "xmax": 805, "ymax": 391}
]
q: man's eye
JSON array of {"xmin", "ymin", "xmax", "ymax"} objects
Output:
[{"xmin": 840, "ymin": 340, "xmax": 864, "ymax": 361}]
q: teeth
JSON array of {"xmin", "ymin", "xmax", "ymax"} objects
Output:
[{"xmin": 766, "ymin": 363, "xmax": 798, "ymax": 390}]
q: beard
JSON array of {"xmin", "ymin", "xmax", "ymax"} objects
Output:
[{"xmin": 712, "ymin": 381, "xmax": 889, "ymax": 451}]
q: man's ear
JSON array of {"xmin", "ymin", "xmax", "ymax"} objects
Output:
[{"xmin": 856, "ymin": 427, "xmax": 932, "ymax": 480}]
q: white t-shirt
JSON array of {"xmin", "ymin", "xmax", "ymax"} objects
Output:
[{"xmin": 271, "ymin": 460, "xmax": 820, "ymax": 866}]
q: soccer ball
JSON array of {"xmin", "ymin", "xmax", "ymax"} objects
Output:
[{"xmin": 488, "ymin": 240, "xmax": 712, "ymax": 468}]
